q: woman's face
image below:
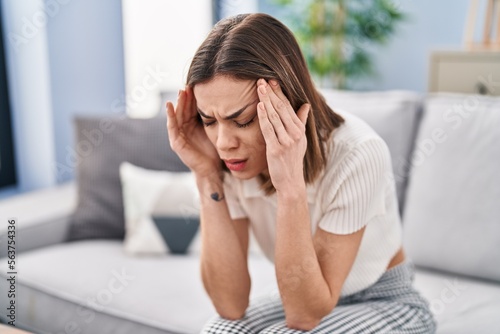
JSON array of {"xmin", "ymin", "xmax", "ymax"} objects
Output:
[{"xmin": 193, "ymin": 75, "xmax": 268, "ymax": 180}]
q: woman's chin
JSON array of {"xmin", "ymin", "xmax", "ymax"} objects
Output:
[
  {"xmin": 227, "ymin": 166, "xmax": 265, "ymax": 180},
  {"xmin": 224, "ymin": 161, "xmax": 267, "ymax": 180},
  {"xmin": 229, "ymin": 170, "xmax": 257, "ymax": 180}
]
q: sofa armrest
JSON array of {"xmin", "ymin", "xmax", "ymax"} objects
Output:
[{"xmin": 0, "ymin": 181, "xmax": 77, "ymax": 258}]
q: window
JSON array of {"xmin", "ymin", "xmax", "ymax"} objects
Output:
[{"xmin": 0, "ymin": 6, "xmax": 17, "ymax": 189}]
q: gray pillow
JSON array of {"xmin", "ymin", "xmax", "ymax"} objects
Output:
[
  {"xmin": 402, "ymin": 93, "xmax": 500, "ymax": 281},
  {"xmin": 68, "ymin": 115, "xmax": 189, "ymax": 241},
  {"xmin": 320, "ymin": 89, "xmax": 423, "ymax": 216}
]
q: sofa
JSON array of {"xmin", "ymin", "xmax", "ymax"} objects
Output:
[{"xmin": 1, "ymin": 89, "xmax": 499, "ymax": 334}]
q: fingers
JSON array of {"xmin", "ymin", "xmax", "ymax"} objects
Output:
[
  {"xmin": 264, "ymin": 84, "xmax": 297, "ymax": 132},
  {"xmin": 165, "ymin": 101, "xmax": 180, "ymax": 144},
  {"xmin": 257, "ymin": 79, "xmax": 308, "ymax": 146},
  {"xmin": 257, "ymin": 101, "xmax": 279, "ymax": 147},
  {"xmin": 184, "ymin": 85, "xmax": 197, "ymax": 120},
  {"xmin": 166, "ymin": 85, "xmax": 196, "ymax": 131},
  {"xmin": 268, "ymin": 79, "xmax": 305, "ymax": 129},
  {"xmin": 175, "ymin": 89, "xmax": 186, "ymax": 125},
  {"xmin": 257, "ymin": 84, "xmax": 289, "ymax": 145},
  {"xmin": 268, "ymin": 79, "xmax": 294, "ymax": 118}
]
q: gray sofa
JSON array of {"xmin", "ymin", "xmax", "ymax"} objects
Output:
[{"xmin": 1, "ymin": 90, "xmax": 499, "ymax": 334}]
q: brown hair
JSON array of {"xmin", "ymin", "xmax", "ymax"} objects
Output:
[{"xmin": 187, "ymin": 13, "xmax": 344, "ymax": 195}]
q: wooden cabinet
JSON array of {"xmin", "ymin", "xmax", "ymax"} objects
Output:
[{"xmin": 429, "ymin": 51, "xmax": 500, "ymax": 96}]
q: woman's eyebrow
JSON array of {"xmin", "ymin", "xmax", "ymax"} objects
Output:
[{"xmin": 197, "ymin": 99, "xmax": 259, "ymax": 120}]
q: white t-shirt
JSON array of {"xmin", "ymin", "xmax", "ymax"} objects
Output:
[{"xmin": 222, "ymin": 109, "xmax": 403, "ymax": 296}]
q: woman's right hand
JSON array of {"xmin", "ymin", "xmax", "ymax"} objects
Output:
[{"xmin": 166, "ymin": 86, "xmax": 221, "ymax": 178}]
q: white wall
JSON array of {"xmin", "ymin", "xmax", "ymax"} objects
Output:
[
  {"xmin": 360, "ymin": 0, "xmax": 472, "ymax": 92},
  {"xmin": 219, "ymin": 0, "xmax": 258, "ymax": 19},
  {"xmin": 122, "ymin": 0, "xmax": 213, "ymax": 118},
  {"xmin": 1, "ymin": 0, "xmax": 57, "ymax": 192},
  {"xmin": 45, "ymin": 0, "xmax": 125, "ymax": 183},
  {"xmin": 260, "ymin": 0, "xmax": 475, "ymax": 92}
]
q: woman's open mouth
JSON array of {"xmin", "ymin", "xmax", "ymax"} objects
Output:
[{"xmin": 224, "ymin": 159, "xmax": 248, "ymax": 172}]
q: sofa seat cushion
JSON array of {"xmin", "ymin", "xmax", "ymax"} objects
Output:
[
  {"xmin": 2, "ymin": 241, "xmax": 499, "ymax": 334},
  {"xmin": 413, "ymin": 266, "xmax": 500, "ymax": 334},
  {"xmin": 0, "ymin": 240, "xmax": 277, "ymax": 334}
]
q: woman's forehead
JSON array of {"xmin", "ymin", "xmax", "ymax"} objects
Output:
[{"xmin": 194, "ymin": 76, "xmax": 258, "ymax": 114}]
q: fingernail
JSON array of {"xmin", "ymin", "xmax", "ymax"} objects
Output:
[
  {"xmin": 270, "ymin": 80, "xmax": 278, "ymax": 86},
  {"xmin": 178, "ymin": 89, "xmax": 182, "ymax": 96}
]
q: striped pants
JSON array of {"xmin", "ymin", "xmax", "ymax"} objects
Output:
[{"xmin": 201, "ymin": 260, "xmax": 436, "ymax": 333}]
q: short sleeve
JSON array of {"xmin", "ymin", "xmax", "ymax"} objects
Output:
[
  {"xmin": 222, "ymin": 173, "xmax": 248, "ymax": 220},
  {"xmin": 318, "ymin": 138, "xmax": 390, "ymax": 234}
]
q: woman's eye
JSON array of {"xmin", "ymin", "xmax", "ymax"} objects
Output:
[
  {"xmin": 236, "ymin": 117, "xmax": 255, "ymax": 128},
  {"xmin": 203, "ymin": 117, "xmax": 255, "ymax": 128},
  {"xmin": 202, "ymin": 121, "xmax": 215, "ymax": 127}
]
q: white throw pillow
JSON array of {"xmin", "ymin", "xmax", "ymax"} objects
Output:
[{"xmin": 119, "ymin": 162, "xmax": 200, "ymax": 255}]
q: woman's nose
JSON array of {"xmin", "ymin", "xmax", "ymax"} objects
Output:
[{"xmin": 216, "ymin": 127, "xmax": 238, "ymax": 151}]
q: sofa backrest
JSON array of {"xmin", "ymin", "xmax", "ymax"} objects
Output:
[
  {"xmin": 321, "ymin": 90, "xmax": 500, "ymax": 282},
  {"xmin": 320, "ymin": 89, "xmax": 423, "ymax": 217}
]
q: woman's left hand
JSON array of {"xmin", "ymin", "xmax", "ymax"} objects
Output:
[{"xmin": 256, "ymin": 78, "xmax": 310, "ymax": 193}]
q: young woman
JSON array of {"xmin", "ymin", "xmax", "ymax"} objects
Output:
[{"xmin": 166, "ymin": 13, "xmax": 436, "ymax": 334}]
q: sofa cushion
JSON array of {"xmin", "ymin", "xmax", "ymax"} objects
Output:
[
  {"xmin": 413, "ymin": 266, "xmax": 500, "ymax": 334},
  {"xmin": 403, "ymin": 94, "xmax": 500, "ymax": 281},
  {"xmin": 68, "ymin": 116, "xmax": 189, "ymax": 241},
  {"xmin": 0, "ymin": 240, "xmax": 278, "ymax": 334},
  {"xmin": 320, "ymin": 89, "xmax": 423, "ymax": 216},
  {"xmin": 2, "ymin": 241, "xmax": 499, "ymax": 334}
]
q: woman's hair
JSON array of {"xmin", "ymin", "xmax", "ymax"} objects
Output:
[{"xmin": 187, "ymin": 13, "xmax": 344, "ymax": 195}]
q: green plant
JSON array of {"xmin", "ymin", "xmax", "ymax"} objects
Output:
[{"xmin": 275, "ymin": 0, "xmax": 406, "ymax": 89}]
